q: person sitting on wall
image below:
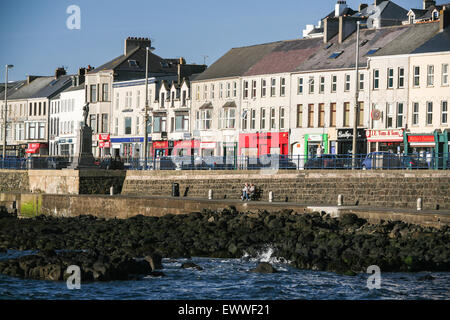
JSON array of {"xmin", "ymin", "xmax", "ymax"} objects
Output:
[
  {"xmin": 241, "ymin": 183, "xmax": 250, "ymax": 201},
  {"xmin": 249, "ymin": 183, "xmax": 256, "ymax": 200}
]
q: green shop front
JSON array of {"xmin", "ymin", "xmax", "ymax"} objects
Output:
[
  {"xmin": 404, "ymin": 130, "xmax": 450, "ymax": 169},
  {"xmin": 304, "ymin": 134, "xmax": 328, "ymax": 159}
]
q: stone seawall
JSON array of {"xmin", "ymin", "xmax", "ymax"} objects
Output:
[
  {"xmin": 0, "ymin": 171, "xmax": 29, "ymax": 193},
  {"xmin": 122, "ymin": 170, "xmax": 450, "ymax": 211}
]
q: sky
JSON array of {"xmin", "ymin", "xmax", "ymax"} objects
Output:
[{"xmin": 0, "ymin": 0, "xmax": 427, "ymax": 81}]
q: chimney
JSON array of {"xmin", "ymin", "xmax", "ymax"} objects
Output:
[
  {"xmin": 177, "ymin": 58, "xmax": 185, "ymax": 84},
  {"xmin": 124, "ymin": 37, "xmax": 151, "ymax": 55},
  {"xmin": 339, "ymin": 16, "xmax": 359, "ymax": 44},
  {"xmin": 424, "ymin": 0, "xmax": 436, "ymax": 10},
  {"xmin": 359, "ymin": 3, "xmax": 368, "ymax": 12},
  {"xmin": 55, "ymin": 67, "xmax": 66, "ymax": 79},
  {"xmin": 441, "ymin": 9, "xmax": 450, "ymax": 32},
  {"xmin": 335, "ymin": 0, "xmax": 347, "ymax": 17},
  {"xmin": 323, "ymin": 17, "xmax": 340, "ymax": 43},
  {"xmin": 27, "ymin": 75, "xmax": 39, "ymax": 85},
  {"xmin": 374, "ymin": 0, "xmax": 383, "ymax": 6}
]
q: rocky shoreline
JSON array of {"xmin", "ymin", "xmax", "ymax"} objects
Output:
[{"xmin": 0, "ymin": 207, "xmax": 449, "ymax": 281}]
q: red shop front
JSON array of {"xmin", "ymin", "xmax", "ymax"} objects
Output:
[
  {"xmin": 25, "ymin": 143, "xmax": 49, "ymax": 156},
  {"xmin": 151, "ymin": 141, "xmax": 169, "ymax": 158},
  {"xmin": 239, "ymin": 132, "xmax": 289, "ymax": 157},
  {"xmin": 173, "ymin": 140, "xmax": 200, "ymax": 156}
]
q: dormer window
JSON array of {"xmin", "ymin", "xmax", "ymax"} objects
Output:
[
  {"xmin": 366, "ymin": 48, "xmax": 380, "ymax": 55},
  {"xmin": 128, "ymin": 60, "xmax": 138, "ymax": 67},
  {"xmin": 328, "ymin": 51, "xmax": 343, "ymax": 59}
]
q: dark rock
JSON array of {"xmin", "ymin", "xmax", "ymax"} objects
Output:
[
  {"xmin": 418, "ymin": 274, "xmax": 435, "ymax": 281},
  {"xmin": 181, "ymin": 262, "xmax": 203, "ymax": 271},
  {"xmin": 144, "ymin": 252, "xmax": 163, "ymax": 271},
  {"xmin": 251, "ymin": 262, "xmax": 278, "ymax": 274}
]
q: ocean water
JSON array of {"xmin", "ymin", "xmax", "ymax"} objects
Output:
[{"xmin": 0, "ymin": 249, "xmax": 449, "ymax": 300}]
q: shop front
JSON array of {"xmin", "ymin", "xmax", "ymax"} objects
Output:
[
  {"xmin": 405, "ymin": 131, "xmax": 443, "ymax": 169},
  {"xmin": 366, "ymin": 129, "xmax": 404, "ymax": 154},
  {"xmin": 0, "ymin": 144, "xmax": 26, "ymax": 157},
  {"xmin": 25, "ymin": 143, "xmax": 49, "ymax": 156},
  {"xmin": 58, "ymin": 138, "xmax": 75, "ymax": 156},
  {"xmin": 173, "ymin": 139, "xmax": 200, "ymax": 156},
  {"xmin": 239, "ymin": 132, "xmax": 289, "ymax": 157},
  {"xmin": 337, "ymin": 129, "xmax": 367, "ymax": 155},
  {"xmin": 304, "ymin": 134, "xmax": 328, "ymax": 159},
  {"xmin": 110, "ymin": 137, "xmax": 151, "ymax": 161},
  {"xmin": 200, "ymin": 142, "xmax": 216, "ymax": 157}
]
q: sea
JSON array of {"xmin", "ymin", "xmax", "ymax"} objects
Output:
[{"xmin": 0, "ymin": 248, "xmax": 449, "ymax": 300}]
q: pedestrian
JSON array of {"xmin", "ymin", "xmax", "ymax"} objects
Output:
[
  {"xmin": 249, "ymin": 184, "xmax": 256, "ymax": 200},
  {"xmin": 241, "ymin": 183, "xmax": 250, "ymax": 201},
  {"xmin": 317, "ymin": 145, "xmax": 323, "ymax": 158},
  {"xmin": 426, "ymin": 151, "xmax": 433, "ymax": 169}
]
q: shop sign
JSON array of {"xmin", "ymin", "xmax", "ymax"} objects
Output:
[
  {"xmin": 25, "ymin": 143, "xmax": 41, "ymax": 154},
  {"xmin": 99, "ymin": 141, "xmax": 111, "ymax": 148},
  {"xmin": 365, "ymin": 129, "xmax": 404, "ymax": 142},
  {"xmin": 153, "ymin": 141, "xmax": 167, "ymax": 149},
  {"xmin": 307, "ymin": 135, "xmax": 323, "ymax": 142},
  {"xmin": 99, "ymin": 134, "xmax": 110, "ymax": 141},
  {"xmin": 201, "ymin": 142, "xmax": 216, "ymax": 149},
  {"xmin": 337, "ymin": 129, "xmax": 365, "ymax": 141},
  {"xmin": 407, "ymin": 135, "xmax": 435, "ymax": 143}
]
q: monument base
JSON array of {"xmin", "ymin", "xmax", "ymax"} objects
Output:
[{"xmin": 68, "ymin": 125, "xmax": 98, "ymax": 170}]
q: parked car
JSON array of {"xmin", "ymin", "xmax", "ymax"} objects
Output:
[
  {"xmin": 361, "ymin": 152, "xmax": 403, "ymax": 170},
  {"xmin": 304, "ymin": 154, "xmax": 351, "ymax": 169},
  {"xmin": 99, "ymin": 157, "xmax": 125, "ymax": 170}
]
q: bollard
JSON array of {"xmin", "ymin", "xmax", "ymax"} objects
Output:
[
  {"xmin": 110, "ymin": 186, "xmax": 114, "ymax": 196},
  {"xmin": 417, "ymin": 198, "xmax": 422, "ymax": 211},
  {"xmin": 338, "ymin": 194, "xmax": 343, "ymax": 207},
  {"xmin": 269, "ymin": 191, "xmax": 274, "ymax": 203},
  {"xmin": 208, "ymin": 189, "xmax": 213, "ymax": 200}
]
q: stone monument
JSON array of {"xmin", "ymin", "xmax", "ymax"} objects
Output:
[{"xmin": 70, "ymin": 103, "xmax": 96, "ymax": 169}]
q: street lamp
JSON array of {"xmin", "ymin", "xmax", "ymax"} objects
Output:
[
  {"xmin": 144, "ymin": 46, "xmax": 155, "ymax": 170},
  {"xmin": 352, "ymin": 22, "xmax": 361, "ymax": 170},
  {"xmin": 2, "ymin": 64, "xmax": 14, "ymax": 162}
]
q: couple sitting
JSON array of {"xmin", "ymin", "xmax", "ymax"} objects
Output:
[{"xmin": 241, "ymin": 183, "xmax": 256, "ymax": 201}]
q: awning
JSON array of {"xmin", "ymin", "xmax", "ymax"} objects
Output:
[
  {"xmin": 222, "ymin": 101, "xmax": 237, "ymax": 108},
  {"xmin": 199, "ymin": 102, "xmax": 213, "ymax": 110}
]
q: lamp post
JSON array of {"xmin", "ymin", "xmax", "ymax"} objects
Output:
[
  {"xmin": 144, "ymin": 46, "xmax": 155, "ymax": 170},
  {"xmin": 2, "ymin": 64, "xmax": 14, "ymax": 163},
  {"xmin": 352, "ymin": 22, "xmax": 361, "ymax": 170}
]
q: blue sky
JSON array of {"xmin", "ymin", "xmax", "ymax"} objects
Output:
[{"xmin": 0, "ymin": 0, "xmax": 426, "ymax": 81}]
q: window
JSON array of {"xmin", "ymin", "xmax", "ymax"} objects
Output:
[
  {"xmin": 270, "ymin": 78, "xmax": 276, "ymax": 97},
  {"xmin": 359, "ymin": 73, "xmax": 364, "ymax": 90},
  {"xmin": 427, "ymin": 65, "xmax": 434, "ymax": 86},
  {"xmin": 102, "ymin": 84, "xmax": 109, "ymax": 101},
  {"xmin": 298, "ymin": 77, "xmax": 303, "ymax": 94},
  {"xmin": 233, "ymin": 82, "xmax": 237, "ymax": 97},
  {"xmin": 136, "ymin": 90, "xmax": 141, "ymax": 108},
  {"xmin": 39, "ymin": 123, "xmax": 45, "ymax": 139},
  {"xmin": 270, "ymin": 108, "xmax": 276, "ymax": 129},
  {"xmin": 331, "ymin": 75, "xmax": 337, "ymax": 92},
  {"xmin": 345, "ymin": 74, "xmax": 351, "ymax": 91},
  {"xmin": 202, "ymin": 110, "xmax": 212, "ymax": 130},
  {"xmin": 38, "ymin": 102, "xmax": 42, "ymax": 116},
  {"xmin": 308, "ymin": 104, "xmax": 314, "ymax": 127},
  {"xmin": 413, "ymin": 66, "xmax": 420, "ymax": 87},
  {"xmin": 427, "ymin": 102, "xmax": 433, "ymax": 125},
  {"xmin": 398, "ymin": 68, "xmax": 405, "ymax": 88},
  {"xmin": 90, "ymin": 85, "xmax": 97, "ymax": 103},
  {"xmin": 387, "ymin": 68, "xmax": 394, "ymax": 89},
  {"xmin": 182, "ymin": 91, "xmax": 187, "ymax": 106},
  {"xmin": 442, "ymin": 64, "xmax": 448, "ymax": 86},
  {"xmin": 386, "ymin": 103, "xmax": 394, "ymax": 128},
  {"xmin": 210, "ymin": 84, "xmax": 214, "ymax": 99},
  {"xmin": 329, "ymin": 51, "xmax": 343, "ymax": 59},
  {"xmin": 124, "ymin": 117, "xmax": 132, "ymax": 135},
  {"xmin": 413, "ymin": 103, "xmax": 419, "ymax": 126},
  {"xmin": 114, "ymin": 118, "xmax": 118, "ymax": 135},
  {"xmin": 243, "ymin": 81, "xmax": 249, "ymax": 99},
  {"xmin": 101, "ymin": 114, "xmax": 108, "ymax": 133},
  {"xmin": 442, "ymin": 101, "xmax": 448, "ymax": 125},
  {"xmin": 373, "ymin": 69, "xmax": 379, "ymax": 89},
  {"xmin": 296, "ymin": 105, "xmax": 303, "ymax": 128},
  {"xmin": 358, "ymin": 102, "xmax": 364, "ymax": 127},
  {"xmin": 252, "ymin": 80, "xmax": 257, "ymax": 98},
  {"xmin": 343, "ymin": 103, "xmax": 350, "ymax": 127},
  {"xmin": 203, "ymin": 85, "xmax": 208, "ymax": 100},
  {"xmin": 242, "ymin": 109, "xmax": 248, "ymax": 130},
  {"xmin": 196, "ymin": 86, "xmax": 200, "ymax": 100},
  {"xmin": 250, "ymin": 109, "xmax": 256, "ymax": 130},
  {"xmin": 160, "ymin": 92, "xmax": 164, "ymax": 108},
  {"xmin": 260, "ymin": 108, "xmax": 266, "ymax": 130},
  {"xmin": 125, "ymin": 91, "xmax": 132, "ymax": 108},
  {"xmin": 90, "ymin": 115, "xmax": 97, "ymax": 133},
  {"xmin": 220, "ymin": 108, "xmax": 236, "ymax": 129},
  {"xmin": 279, "ymin": 107, "xmax": 285, "ymax": 129},
  {"xmin": 308, "ymin": 77, "xmax": 314, "ymax": 94},
  {"xmin": 261, "ymin": 79, "xmax": 267, "ymax": 97},
  {"xmin": 396, "ymin": 103, "xmax": 403, "ymax": 128},
  {"xmin": 153, "ymin": 116, "xmax": 167, "ymax": 132},
  {"xmin": 280, "ymin": 78, "xmax": 286, "ymax": 96},
  {"xmin": 330, "ymin": 103, "xmax": 336, "ymax": 127},
  {"xmin": 175, "ymin": 115, "xmax": 189, "ymax": 131},
  {"xmin": 319, "ymin": 77, "xmax": 325, "ymax": 93},
  {"xmin": 226, "ymin": 83, "xmax": 231, "ymax": 98},
  {"xmin": 367, "ymin": 48, "xmax": 380, "ymax": 55},
  {"xmin": 318, "ymin": 104, "xmax": 325, "ymax": 127}
]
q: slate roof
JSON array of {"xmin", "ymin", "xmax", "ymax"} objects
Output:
[
  {"xmin": 30, "ymin": 75, "xmax": 73, "ymax": 99},
  {"xmin": 412, "ymin": 28, "xmax": 450, "ymax": 54},
  {"xmin": 7, "ymin": 77, "xmax": 54, "ymax": 100},
  {"xmin": 371, "ymin": 22, "xmax": 440, "ymax": 56},
  {"xmin": 193, "ymin": 41, "xmax": 282, "ymax": 81},
  {"xmin": 0, "ymin": 80, "xmax": 27, "ymax": 98},
  {"xmin": 354, "ymin": 1, "xmax": 408, "ymax": 21}
]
